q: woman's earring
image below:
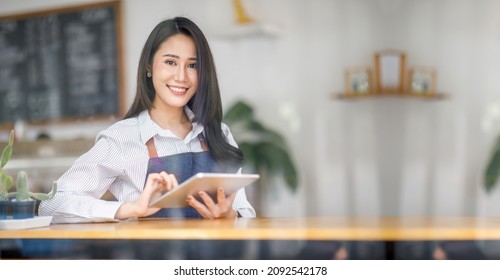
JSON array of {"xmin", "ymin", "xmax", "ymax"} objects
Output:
[{"xmin": 147, "ymin": 72, "xmax": 152, "ymax": 78}]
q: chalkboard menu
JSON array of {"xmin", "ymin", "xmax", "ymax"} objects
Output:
[{"xmin": 0, "ymin": 0, "xmax": 124, "ymax": 124}]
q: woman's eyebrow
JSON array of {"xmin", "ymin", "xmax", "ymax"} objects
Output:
[{"xmin": 162, "ymin": 54, "xmax": 197, "ymax": 60}]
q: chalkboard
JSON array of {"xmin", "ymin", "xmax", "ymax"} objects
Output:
[{"xmin": 0, "ymin": 0, "xmax": 124, "ymax": 124}]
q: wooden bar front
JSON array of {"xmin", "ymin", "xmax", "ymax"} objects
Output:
[{"xmin": 2, "ymin": 217, "xmax": 500, "ymax": 241}]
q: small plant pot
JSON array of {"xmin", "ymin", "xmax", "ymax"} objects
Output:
[
  {"xmin": 0, "ymin": 201, "xmax": 9, "ymax": 220},
  {"xmin": 11, "ymin": 200, "xmax": 36, "ymax": 219}
]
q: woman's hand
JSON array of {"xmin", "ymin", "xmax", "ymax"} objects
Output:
[
  {"xmin": 115, "ymin": 171, "xmax": 178, "ymax": 219},
  {"xmin": 186, "ymin": 187, "xmax": 238, "ymax": 219}
]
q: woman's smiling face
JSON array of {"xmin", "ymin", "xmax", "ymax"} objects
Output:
[{"xmin": 150, "ymin": 33, "xmax": 198, "ymax": 111}]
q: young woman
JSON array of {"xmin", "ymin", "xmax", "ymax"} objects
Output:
[{"xmin": 39, "ymin": 17, "xmax": 255, "ymax": 223}]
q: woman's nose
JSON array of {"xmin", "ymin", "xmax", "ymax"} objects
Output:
[{"xmin": 175, "ymin": 67, "xmax": 187, "ymax": 82}]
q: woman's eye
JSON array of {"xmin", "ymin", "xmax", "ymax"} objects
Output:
[
  {"xmin": 188, "ymin": 63, "xmax": 197, "ymax": 69},
  {"xmin": 165, "ymin": 60, "xmax": 176, "ymax": 66}
]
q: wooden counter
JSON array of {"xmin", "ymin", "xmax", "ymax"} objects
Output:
[{"xmin": 2, "ymin": 216, "xmax": 500, "ymax": 241}]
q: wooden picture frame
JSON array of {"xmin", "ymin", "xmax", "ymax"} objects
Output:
[
  {"xmin": 374, "ymin": 50, "xmax": 406, "ymax": 94},
  {"xmin": 407, "ymin": 66, "xmax": 437, "ymax": 95},
  {"xmin": 344, "ymin": 67, "xmax": 372, "ymax": 95}
]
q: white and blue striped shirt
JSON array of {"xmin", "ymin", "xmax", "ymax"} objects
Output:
[{"xmin": 39, "ymin": 108, "xmax": 256, "ymax": 223}]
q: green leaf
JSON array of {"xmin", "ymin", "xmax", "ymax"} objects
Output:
[
  {"xmin": 484, "ymin": 145, "xmax": 500, "ymax": 192},
  {"xmin": 1, "ymin": 130, "xmax": 14, "ymax": 168},
  {"xmin": 239, "ymin": 142, "xmax": 258, "ymax": 172},
  {"xmin": 30, "ymin": 193, "xmax": 51, "ymax": 201},
  {"xmin": 3, "ymin": 175, "xmax": 13, "ymax": 190},
  {"xmin": 1, "ymin": 145, "xmax": 12, "ymax": 168},
  {"xmin": 0, "ymin": 134, "xmax": 14, "ymax": 168},
  {"xmin": 27, "ymin": 181, "xmax": 57, "ymax": 201},
  {"xmin": 282, "ymin": 156, "xmax": 298, "ymax": 191},
  {"xmin": 245, "ymin": 120, "xmax": 286, "ymax": 146},
  {"xmin": 254, "ymin": 142, "xmax": 298, "ymax": 191},
  {"xmin": 8, "ymin": 130, "xmax": 14, "ymax": 146},
  {"xmin": 224, "ymin": 101, "xmax": 254, "ymax": 124}
]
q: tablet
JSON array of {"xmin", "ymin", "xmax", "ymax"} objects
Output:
[{"xmin": 149, "ymin": 173, "xmax": 260, "ymax": 208}]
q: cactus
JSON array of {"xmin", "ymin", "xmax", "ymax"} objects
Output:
[
  {"xmin": 0, "ymin": 130, "xmax": 15, "ymax": 201},
  {"xmin": 12, "ymin": 170, "xmax": 57, "ymax": 201},
  {"xmin": 0, "ymin": 129, "xmax": 57, "ymax": 202}
]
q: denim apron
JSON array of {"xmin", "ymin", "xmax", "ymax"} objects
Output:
[
  {"xmin": 141, "ymin": 133, "xmax": 246, "ymax": 259},
  {"xmin": 145, "ymin": 133, "xmax": 236, "ymax": 218}
]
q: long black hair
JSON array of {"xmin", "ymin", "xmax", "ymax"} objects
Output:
[{"xmin": 124, "ymin": 17, "xmax": 244, "ymax": 167}]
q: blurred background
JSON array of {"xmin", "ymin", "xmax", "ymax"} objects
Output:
[{"xmin": 1, "ymin": 0, "xmax": 500, "ymax": 220}]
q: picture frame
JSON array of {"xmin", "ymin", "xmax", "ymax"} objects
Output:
[
  {"xmin": 407, "ymin": 66, "xmax": 437, "ymax": 95},
  {"xmin": 344, "ymin": 67, "xmax": 372, "ymax": 95},
  {"xmin": 374, "ymin": 50, "xmax": 406, "ymax": 94}
]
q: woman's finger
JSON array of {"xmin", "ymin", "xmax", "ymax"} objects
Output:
[
  {"xmin": 169, "ymin": 173, "xmax": 179, "ymax": 189},
  {"xmin": 222, "ymin": 190, "xmax": 237, "ymax": 210},
  {"xmin": 222, "ymin": 191, "xmax": 237, "ymax": 217},
  {"xmin": 198, "ymin": 191, "xmax": 217, "ymax": 210},
  {"xmin": 145, "ymin": 173, "xmax": 160, "ymax": 190},
  {"xmin": 213, "ymin": 188, "xmax": 229, "ymax": 213},
  {"xmin": 158, "ymin": 172, "xmax": 176, "ymax": 191},
  {"xmin": 187, "ymin": 195, "xmax": 213, "ymax": 219}
]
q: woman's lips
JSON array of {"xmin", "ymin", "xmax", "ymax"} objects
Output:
[{"xmin": 168, "ymin": 85, "xmax": 188, "ymax": 95}]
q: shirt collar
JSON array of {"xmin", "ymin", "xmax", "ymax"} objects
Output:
[{"xmin": 137, "ymin": 106, "xmax": 204, "ymax": 144}]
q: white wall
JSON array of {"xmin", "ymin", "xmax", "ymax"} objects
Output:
[{"xmin": 1, "ymin": 0, "xmax": 500, "ymax": 217}]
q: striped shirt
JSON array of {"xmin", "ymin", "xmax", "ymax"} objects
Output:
[{"xmin": 39, "ymin": 107, "xmax": 256, "ymax": 223}]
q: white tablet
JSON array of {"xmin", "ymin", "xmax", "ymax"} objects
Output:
[{"xmin": 149, "ymin": 172, "xmax": 260, "ymax": 208}]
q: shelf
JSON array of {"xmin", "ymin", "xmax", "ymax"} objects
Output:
[
  {"xmin": 3, "ymin": 156, "xmax": 79, "ymax": 171},
  {"xmin": 331, "ymin": 92, "xmax": 450, "ymax": 101}
]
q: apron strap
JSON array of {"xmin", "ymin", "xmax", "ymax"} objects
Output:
[
  {"xmin": 146, "ymin": 133, "xmax": 209, "ymax": 159},
  {"xmin": 146, "ymin": 138, "xmax": 158, "ymax": 158},
  {"xmin": 197, "ymin": 133, "xmax": 209, "ymax": 152}
]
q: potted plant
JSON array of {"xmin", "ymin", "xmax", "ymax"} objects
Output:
[
  {"xmin": 9, "ymin": 171, "xmax": 57, "ymax": 219},
  {"xmin": 223, "ymin": 100, "xmax": 298, "ymax": 213},
  {"xmin": 0, "ymin": 130, "xmax": 57, "ymax": 220},
  {"xmin": 0, "ymin": 130, "xmax": 15, "ymax": 219}
]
